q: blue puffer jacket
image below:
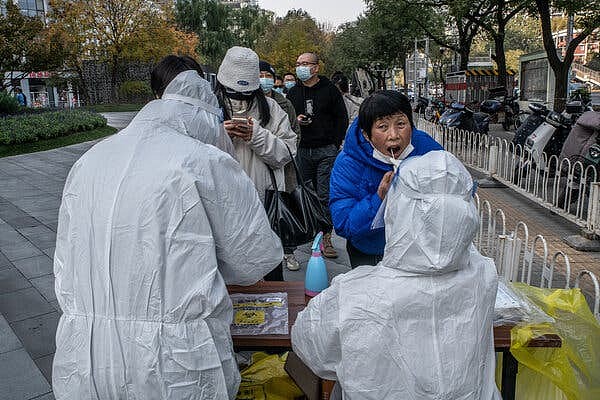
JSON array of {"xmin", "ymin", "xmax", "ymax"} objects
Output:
[{"xmin": 329, "ymin": 118, "xmax": 443, "ymax": 255}]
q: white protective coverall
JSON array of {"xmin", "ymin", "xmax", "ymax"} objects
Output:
[
  {"xmin": 292, "ymin": 151, "xmax": 501, "ymax": 400},
  {"xmin": 52, "ymin": 70, "xmax": 283, "ymax": 400}
]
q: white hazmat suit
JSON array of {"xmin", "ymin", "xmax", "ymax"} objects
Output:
[
  {"xmin": 292, "ymin": 150, "xmax": 501, "ymax": 400},
  {"xmin": 52, "ymin": 70, "xmax": 283, "ymax": 399}
]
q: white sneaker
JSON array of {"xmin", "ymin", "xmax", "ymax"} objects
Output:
[{"xmin": 284, "ymin": 253, "xmax": 300, "ymax": 271}]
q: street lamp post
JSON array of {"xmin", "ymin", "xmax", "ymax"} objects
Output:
[{"xmin": 413, "ymin": 37, "xmax": 431, "ymax": 98}]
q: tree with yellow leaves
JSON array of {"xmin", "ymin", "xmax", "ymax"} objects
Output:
[
  {"xmin": 47, "ymin": 0, "xmax": 199, "ymax": 102},
  {"xmin": 255, "ymin": 10, "xmax": 331, "ymax": 77}
]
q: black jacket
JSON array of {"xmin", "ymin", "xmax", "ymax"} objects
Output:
[{"xmin": 287, "ymin": 76, "xmax": 348, "ymax": 148}]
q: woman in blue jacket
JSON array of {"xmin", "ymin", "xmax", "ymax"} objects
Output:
[{"xmin": 330, "ymin": 90, "xmax": 443, "ymax": 268}]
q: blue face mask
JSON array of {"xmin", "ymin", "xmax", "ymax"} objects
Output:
[
  {"xmin": 273, "ymin": 87, "xmax": 284, "ymax": 94},
  {"xmin": 259, "ymin": 77, "xmax": 274, "ymax": 93},
  {"xmin": 284, "ymin": 81, "xmax": 296, "ymax": 90},
  {"xmin": 296, "ymin": 66, "xmax": 313, "ymax": 82}
]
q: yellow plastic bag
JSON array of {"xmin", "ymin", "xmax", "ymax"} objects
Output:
[
  {"xmin": 509, "ymin": 284, "xmax": 600, "ymax": 400},
  {"xmin": 236, "ymin": 352, "xmax": 303, "ymax": 400}
]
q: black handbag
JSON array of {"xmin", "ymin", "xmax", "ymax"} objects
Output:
[{"xmin": 264, "ymin": 147, "xmax": 331, "ymax": 247}]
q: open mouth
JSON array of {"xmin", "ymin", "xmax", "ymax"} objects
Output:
[{"xmin": 387, "ymin": 146, "xmax": 403, "ymax": 158}]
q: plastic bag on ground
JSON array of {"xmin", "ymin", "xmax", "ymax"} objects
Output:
[
  {"xmin": 508, "ymin": 284, "xmax": 600, "ymax": 400},
  {"xmin": 236, "ymin": 352, "xmax": 303, "ymax": 400}
]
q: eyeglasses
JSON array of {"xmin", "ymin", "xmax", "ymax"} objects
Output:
[{"xmin": 296, "ymin": 62, "xmax": 318, "ymax": 67}]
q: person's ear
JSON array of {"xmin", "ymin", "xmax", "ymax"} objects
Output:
[{"xmin": 361, "ymin": 130, "xmax": 370, "ymax": 142}]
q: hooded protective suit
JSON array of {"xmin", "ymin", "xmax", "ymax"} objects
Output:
[
  {"xmin": 52, "ymin": 70, "xmax": 283, "ymax": 399},
  {"xmin": 292, "ymin": 151, "xmax": 500, "ymax": 400}
]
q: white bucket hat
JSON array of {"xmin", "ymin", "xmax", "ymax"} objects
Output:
[{"xmin": 217, "ymin": 46, "xmax": 260, "ymax": 92}]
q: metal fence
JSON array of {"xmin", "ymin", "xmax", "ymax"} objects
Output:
[
  {"xmin": 473, "ymin": 194, "xmax": 599, "ymax": 321},
  {"xmin": 416, "ymin": 118, "xmax": 600, "ymax": 236},
  {"xmin": 416, "ymin": 117, "xmax": 600, "ymax": 319}
]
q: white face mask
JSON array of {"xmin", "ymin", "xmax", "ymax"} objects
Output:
[
  {"xmin": 372, "ymin": 143, "xmax": 415, "ymax": 171},
  {"xmin": 228, "ymin": 98, "xmax": 249, "ymax": 114}
]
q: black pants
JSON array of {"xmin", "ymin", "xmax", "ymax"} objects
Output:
[
  {"xmin": 296, "ymin": 145, "xmax": 337, "ymax": 232},
  {"xmin": 346, "ymin": 241, "xmax": 383, "ymax": 269}
]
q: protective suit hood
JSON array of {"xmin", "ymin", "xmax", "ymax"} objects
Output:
[
  {"xmin": 381, "ymin": 150, "xmax": 478, "ymax": 275},
  {"xmin": 128, "ymin": 70, "xmax": 235, "ymax": 156}
]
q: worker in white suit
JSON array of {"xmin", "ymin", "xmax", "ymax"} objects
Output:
[
  {"xmin": 52, "ymin": 56, "xmax": 283, "ymax": 399},
  {"xmin": 292, "ymin": 150, "xmax": 500, "ymax": 400}
]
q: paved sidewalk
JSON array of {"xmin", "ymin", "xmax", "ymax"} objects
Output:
[
  {"xmin": 0, "ymin": 141, "xmax": 100, "ymax": 400},
  {"xmin": 100, "ymin": 111, "xmax": 138, "ymax": 130}
]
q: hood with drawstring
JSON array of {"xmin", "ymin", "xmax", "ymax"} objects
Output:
[{"xmin": 293, "ymin": 151, "xmax": 500, "ymax": 400}]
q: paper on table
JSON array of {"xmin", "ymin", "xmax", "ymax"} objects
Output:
[
  {"xmin": 495, "ymin": 281, "xmax": 522, "ymax": 310},
  {"xmin": 493, "ymin": 280, "xmax": 554, "ymax": 326},
  {"xmin": 230, "ymin": 292, "xmax": 289, "ymax": 336}
]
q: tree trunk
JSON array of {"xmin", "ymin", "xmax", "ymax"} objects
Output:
[
  {"xmin": 534, "ymin": 0, "xmax": 591, "ymax": 112},
  {"xmin": 553, "ymin": 64, "xmax": 569, "ymax": 113},
  {"xmin": 75, "ymin": 65, "xmax": 90, "ymax": 105},
  {"xmin": 458, "ymin": 42, "xmax": 470, "ymax": 71},
  {"xmin": 110, "ymin": 54, "xmax": 119, "ymax": 103},
  {"xmin": 494, "ymin": 34, "xmax": 507, "ymax": 89}
]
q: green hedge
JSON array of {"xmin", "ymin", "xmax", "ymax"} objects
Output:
[
  {"xmin": 0, "ymin": 110, "xmax": 107, "ymax": 145},
  {"xmin": 0, "ymin": 91, "xmax": 20, "ymax": 115},
  {"xmin": 118, "ymin": 80, "xmax": 153, "ymax": 104}
]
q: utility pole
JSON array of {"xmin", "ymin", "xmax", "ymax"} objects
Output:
[
  {"xmin": 425, "ymin": 37, "xmax": 430, "ymax": 98},
  {"xmin": 414, "ymin": 38, "xmax": 418, "ymax": 98},
  {"xmin": 566, "ymin": 12, "xmax": 575, "ymax": 97}
]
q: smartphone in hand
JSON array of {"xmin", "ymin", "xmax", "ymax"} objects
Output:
[{"xmin": 231, "ymin": 117, "xmax": 251, "ymax": 131}]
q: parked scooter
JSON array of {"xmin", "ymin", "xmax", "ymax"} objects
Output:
[
  {"xmin": 522, "ymin": 102, "xmax": 584, "ymax": 173},
  {"xmin": 480, "ymin": 86, "xmax": 521, "ymax": 131},
  {"xmin": 556, "ymin": 111, "xmax": 600, "ymax": 205},
  {"xmin": 424, "ymin": 99, "xmax": 445, "ymax": 124},
  {"xmin": 414, "ymin": 96, "xmax": 429, "ymax": 117},
  {"xmin": 512, "ymin": 103, "xmax": 550, "ymax": 154},
  {"xmin": 439, "ymin": 102, "xmax": 490, "ymax": 134}
]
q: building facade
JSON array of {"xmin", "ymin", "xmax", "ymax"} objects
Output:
[
  {"xmin": 553, "ymin": 29, "xmax": 600, "ymax": 65},
  {"xmin": 218, "ymin": 0, "xmax": 258, "ymax": 8},
  {"xmin": 3, "ymin": 0, "xmax": 81, "ymax": 108}
]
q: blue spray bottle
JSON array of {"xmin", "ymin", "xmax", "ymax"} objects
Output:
[{"xmin": 305, "ymin": 232, "xmax": 329, "ymax": 297}]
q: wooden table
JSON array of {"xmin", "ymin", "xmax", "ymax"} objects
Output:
[
  {"xmin": 228, "ymin": 281, "xmax": 562, "ymax": 400},
  {"xmin": 227, "ymin": 280, "xmax": 306, "ymax": 349}
]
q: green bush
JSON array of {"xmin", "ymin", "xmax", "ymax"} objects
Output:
[
  {"xmin": 118, "ymin": 80, "xmax": 153, "ymax": 104},
  {"xmin": 0, "ymin": 110, "xmax": 107, "ymax": 145},
  {"xmin": 0, "ymin": 91, "xmax": 20, "ymax": 115}
]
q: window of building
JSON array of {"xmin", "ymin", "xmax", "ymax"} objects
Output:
[{"xmin": 18, "ymin": 0, "xmax": 44, "ymax": 18}]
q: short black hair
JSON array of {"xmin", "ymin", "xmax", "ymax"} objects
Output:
[
  {"xmin": 283, "ymin": 72, "xmax": 295, "ymax": 79},
  {"xmin": 358, "ymin": 90, "xmax": 414, "ymax": 138},
  {"xmin": 330, "ymin": 71, "xmax": 349, "ymax": 93},
  {"xmin": 150, "ymin": 55, "xmax": 205, "ymax": 98}
]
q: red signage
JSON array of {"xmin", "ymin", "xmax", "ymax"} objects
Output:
[
  {"xmin": 27, "ymin": 71, "xmax": 51, "ymax": 79},
  {"xmin": 445, "ymin": 82, "xmax": 467, "ymax": 91}
]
